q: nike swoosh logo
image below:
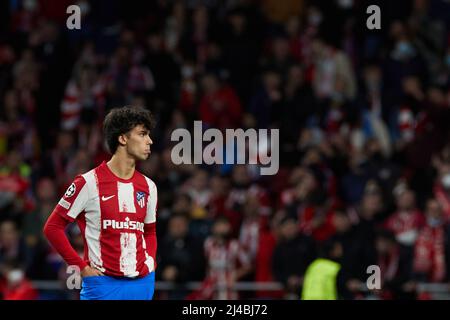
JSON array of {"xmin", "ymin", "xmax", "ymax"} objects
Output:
[{"xmin": 101, "ymin": 195, "xmax": 115, "ymax": 201}]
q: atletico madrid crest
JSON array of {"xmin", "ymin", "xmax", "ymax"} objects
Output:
[{"xmin": 136, "ymin": 191, "xmax": 146, "ymax": 208}]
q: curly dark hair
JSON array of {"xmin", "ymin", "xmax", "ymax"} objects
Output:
[{"xmin": 103, "ymin": 106, "xmax": 155, "ymax": 154}]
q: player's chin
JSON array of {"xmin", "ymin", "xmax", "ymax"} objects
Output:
[{"xmin": 140, "ymin": 152, "xmax": 151, "ymax": 160}]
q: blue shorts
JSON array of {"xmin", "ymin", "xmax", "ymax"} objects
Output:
[{"xmin": 80, "ymin": 272, "xmax": 155, "ymax": 300}]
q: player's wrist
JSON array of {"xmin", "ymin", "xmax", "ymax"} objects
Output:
[{"xmin": 78, "ymin": 261, "xmax": 89, "ymax": 272}]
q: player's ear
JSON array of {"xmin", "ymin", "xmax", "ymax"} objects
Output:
[{"xmin": 118, "ymin": 133, "xmax": 128, "ymax": 146}]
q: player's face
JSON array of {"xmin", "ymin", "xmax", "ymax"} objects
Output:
[{"xmin": 125, "ymin": 125, "xmax": 153, "ymax": 161}]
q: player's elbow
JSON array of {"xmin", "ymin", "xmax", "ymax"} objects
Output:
[
  {"xmin": 43, "ymin": 218, "xmax": 51, "ymax": 239},
  {"xmin": 43, "ymin": 213, "xmax": 58, "ymax": 240}
]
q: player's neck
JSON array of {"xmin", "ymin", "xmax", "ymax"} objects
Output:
[{"xmin": 107, "ymin": 153, "xmax": 136, "ymax": 180}]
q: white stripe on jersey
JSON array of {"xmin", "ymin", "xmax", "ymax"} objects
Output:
[
  {"xmin": 82, "ymin": 169, "xmax": 105, "ymax": 272},
  {"xmin": 144, "ymin": 177, "xmax": 157, "ymax": 224},
  {"xmin": 117, "ymin": 182, "xmax": 137, "ymax": 213},
  {"xmin": 141, "ymin": 234, "xmax": 155, "ymax": 273},
  {"xmin": 119, "ymin": 232, "xmax": 139, "ymax": 277}
]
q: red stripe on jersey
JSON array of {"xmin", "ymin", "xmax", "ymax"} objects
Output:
[
  {"xmin": 96, "ymin": 164, "xmax": 122, "ymax": 276},
  {"xmin": 95, "ymin": 162, "xmax": 151, "ymax": 277},
  {"xmin": 76, "ymin": 211, "xmax": 89, "ymax": 264}
]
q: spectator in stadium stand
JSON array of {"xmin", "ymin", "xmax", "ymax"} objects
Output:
[
  {"xmin": 413, "ymin": 198, "xmax": 450, "ymax": 283},
  {"xmin": 253, "ymin": 215, "xmax": 283, "ymax": 299},
  {"xmin": 157, "ymin": 213, "xmax": 205, "ymax": 300},
  {"xmin": 224, "ymin": 165, "xmax": 255, "ymax": 235},
  {"xmin": 0, "ymin": 220, "xmax": 32, "ymax": 275},
  {"xmin": 283, "ymin": 166, "xmax": 333, "ymax": 242},
  {"xmin": 236, "ymin": 186, "xmax": 272, "ymax": 298},
  {"xmin": 144, "ymin": 30, "xmax": 181, "ymax": 126},
  {"xmin": 278, "ymin": 63, "xmax": 318, "ymax": 164},
  {"xmin": 404, "ymin": 85, "xmax": 450, "ymax": 174},
  {"xmin": 239, "ymin": 186, "xmax": 272, "ymax": 266},
  {"xmin": 103, "ymin": 45, "xmax": 154, "ymax": 108},
  {"xmin": 340, "ymin": 151, "xmax": 372, "ymax": 206},
  {"xmin": 272, "ymin": 216, "xmax": 316, "ymax": 299},
  {"xmin": 181, "ymin": 168, "xmax": 212, "ymax": 220},
  {"xmin": 355, "ymin": 64, "xmax": 393, "ymax": 161},
  {"xmin": 22, "ymin": 178, "xmax": 63, "ymax": 280},
  {"xmin": 263, "ymin": 34, "xmax": 297, "ymax": 79},
  {"xmin": 207, "ymin": 174, "xmax": 231, "ymax": 221},
  {"xmin": 248, "ymin": 68, "xmax": 283, "ymax": 130},
  {"xmin": 0, "ymin": 150, "xmax": 32, "ymax": 223},
  {"xmin": 40, "ymin": 130, "xmax": 77, "ymax": 189},
  {"xmin": 433, "ymin": 148, "xmax": 450, "ymax": 222},
  {"xmin": 163, "ymin": 1, "xmax": 186, "ymax": 54},
  {"xmin": 0, "ymin": 260, "xmax": 38, "ymax": 300},
  {"xmin": 198, "ymin": 72, "xmax": 243, "ymax": 131},
  {"xmin": 343, "ymin": 182, "xmax": 385, "ymax": 299},
  {"xmin": 372, "ymin": 229, "xmax": 416, "ymax": 300},
  {"xmin": 384, "ymin": 20, "xmax": 426, "ymax": 107},
  {"xmin": 60, "ymin": 64, "xmax": 106, "ymax": 131},
  {"xmin": 179, "ymin": 5, "xmax": 212, "ymax": 65},
  {"xmin": 384, "ymin": 182, "xmax": 425, "ymax": 250},
  {"xmin": 329, "ymin": 209, "xmax": 365, "ymax": 300},
  {"xmin": 172, "ymin": 190, "xmax": 210, "ymax": 242},
  {"xmin": 221, "ymin": 8, "xmax": 261, "ymax": 105},
  {"xmin": 23, "ymin": 178, "xmax": 58, "ymax": 248},
  {"xmin": 177, "ymin": 60, "xmax": 198, "ymax": 114},
  {"xmin": 310, "ymin": 36, "xmax": 356, "ymax": 106},
  {"xmin": 187, "ymin": 215, "xmax": 251, "ymax": 300}
]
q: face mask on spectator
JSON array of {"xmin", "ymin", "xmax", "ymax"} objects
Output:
[
  {"xmin": 79, "ymin": 0, "xmax": 91, "ymax": 16},
  {"xmin": 214, "ymin": 231, "xmax": 231, "ymax": 241},
  {"xmin": 182, "ymin": 66, "xmax": 194, "ymax": 79},
  {"xmin": 427, "ymin": 216, "xmax": 442, "ymax": 228},
  {"xmin": 23, "ymin": 0, "xmax": 37, "ymax": 12},
  {"xmin": 366, "ymin": 79, "xmax": 379, "ymax": 93},
  {"xmin": 308, "ymin": 12, "xmax": 322, "ymax": 26},
  {"xmin": 7, "ymin": 269, "xmax": 24, "ymax": 286},
  {"xmin": 394, "ymin": 41, "xmax": 415, "ymax": 59},
  {"xmin": 337, "ymin": 0, "xmax": 354, "ymax": 9},
  {"xmin": 441, "ymin": 173, "xmax": 450, "ymax": 189}
]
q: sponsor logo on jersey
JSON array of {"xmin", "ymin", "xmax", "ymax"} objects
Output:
[
  {"xmin": 58, "ymin": 198, "xmax": 71, "ymax": 209},
  {"xmin": 101, "ymin": 195, "xmax": 115, "ymax": 201},
  {"xmin": 103, "ymin": 217, "xmax": 144, "ymax": 232}
]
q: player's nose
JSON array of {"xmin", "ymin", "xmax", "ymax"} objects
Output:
[{"xmin": 147, "ymin": 136, "xmax": 153, "ymax": 145}]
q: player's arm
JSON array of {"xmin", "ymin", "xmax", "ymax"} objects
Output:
[
  {"xmin": 144, "ymin": 182, "xmax": 158, "ymax": 270},
  {"xmin": 43, "ymin": 176, "xmax": 102, "ymax": 277}
]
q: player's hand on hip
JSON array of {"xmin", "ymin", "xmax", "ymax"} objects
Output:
[{"xmin": 81, "ymin": 266, "xmax": 104, "ymax": 278}]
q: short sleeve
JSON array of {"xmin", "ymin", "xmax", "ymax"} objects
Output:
[
  {"xmin": 53, "ymin": 175, "xmax": 89, "ymax": 221},
  {"xmin": 144, "ymin": 181, "xmax": 158, "ymax": 224}
]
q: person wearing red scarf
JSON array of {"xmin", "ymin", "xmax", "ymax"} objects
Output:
[{"xmin": 413, "ymin": 198, "xmax": 447, "ymax": 282}]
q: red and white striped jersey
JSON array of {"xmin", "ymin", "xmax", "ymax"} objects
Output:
[
  {"xmin": 204, "ymin": 237, "xmax": 250, "ymax": 278},
  {"xmin": 53, "ymin": 161, "xmax": 157, "ymax": 278}
]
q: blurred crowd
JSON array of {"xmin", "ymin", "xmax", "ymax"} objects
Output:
[{"xmin": 0, "ymin": 0, "xmax": 450, "ymax": 300}]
